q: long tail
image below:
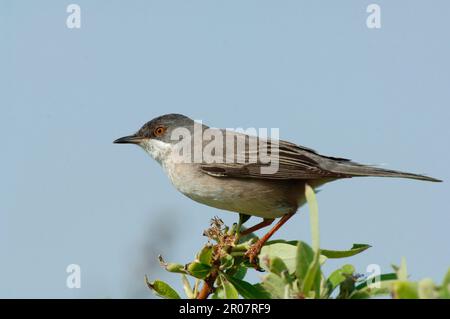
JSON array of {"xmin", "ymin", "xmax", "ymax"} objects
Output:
[{"xmin": 331, "ymin": 162, "xmax": 442, "ymax": 182}]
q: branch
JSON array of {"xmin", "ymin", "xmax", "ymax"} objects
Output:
[{"xmin": 196, "ymin": 269, "xmax": 218, "ymax": 299}]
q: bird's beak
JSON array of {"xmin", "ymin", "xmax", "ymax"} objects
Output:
[{"xmin": 113, "ymin": 135, "xmax": 144, "ymax": 144}]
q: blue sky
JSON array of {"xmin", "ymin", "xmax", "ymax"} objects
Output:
[{"xmin": 1, "ymin": 0, "xmax": 449, "ymax": 298}]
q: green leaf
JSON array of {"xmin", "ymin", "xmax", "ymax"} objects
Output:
[
  {"xmin": 220, "ymin": 253, "xmax": 234, "ymax": 270},
  {"xmin": 350, "ymin": 291, "xmax": 371, "ymax": 299},
  {"xmin": 231, "ymin": 266, "xmax": 247, "ymax": 280},
  {"xmin": 439, "ymin": 268, "xmax": 450, "ymax": 299},
  {"xmin": 269, "ymin": 256, "xmax": 289, "ymax": 277},
  {"xmin": 355, "ymin": 286, "xmax": 392, "ymax": 298},
  {"xmin": 351, "ymin": 273, "xmax": 397, "ymax": 298},
  {"xmin": 145, "ymin": 276, "xmax": 180, "ymax": 299},
  {"xmin": 260, "ymin": 243, "xmax": 298, "ymax": 273},
  {"xmin": 163, "ymin": 263, "xmax": 186, "ymax": 274},
  {"xmin": 181, "ymin": 275, "xmax": 194, "ymax": 299},
  {"xmin": 337, "ymin": 275, "xmax": 357, "ymax": 299},
  {"xmin": 262, "ymin": 273, "xmax": 287, "ymax": 299},
  {"xmin": 158, "ymin": 255, "xmax": 187, "ymax": 274},
  {"xmin": 237, "ymin": 231, "xmax": 259, "ymax": 244},
  {"xmin": 198, "ymin": 245, "xmax": 213, "ymax": 266},
  {"xmin": 301, "ymin": 253, "xmax": 321, "ymax": 297},
  {"xmin": 212, "ymin": 286, "xmax": 225, "ymax": 299},
  {"xmin": 232, "ymin": 242, "xmax": 252, "ymax": 252},
  {"xmin": 326, "ymin": 264, "xmax": 355, "ymax": 296},
  {"xmin": 253, "ymin": 283, "xmax": 274, "ymax": 298},
  {"xmin": 355, "ymin": 273, "xmax": 397, "ymax": 291},
  {"xmin": 226, "ymin": 275, "xmax": 270, "ymax": 299},
  {"xmin": 295, "ymin": 241, "xmax": 314, "ymax": 283},
  {"xmin": 418, "ymin": 278, "xmax": 437, "ymax": 299},
  {"xmin": 397, "ymin": 257, "xmax": 408, "ymax": 281},
  {"xmin": 266, "ymin": 239, "xmax": 299, "ymax": 246},
  {"xmin": 393, "ymin": 281, "xmax": 419, "ymax": 299},
  {"xmin": 187, "ymin": 262, "xmax": 211, "ymax": 279},
  {"xmin": 305, "ymin": 184, "xmax": 320, "ymax": 252},
  {"xmin": 320, "ymin": 244, "xmax": 371, "ymax": 259},
  {"xmin": 391, "ymin": 264, "xmax": 400, "ymax": 273},
  {"xmin": 219, "ymin": 275, "xmax": 239, "ymax": 299},
  {"xmin": 263, "ymin": 239, "xmax": 369, "ymax": 261}
]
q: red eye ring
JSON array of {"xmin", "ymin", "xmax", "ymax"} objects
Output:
[{"xmin": 154, "ymin": 126, "xmax": 166, "ymax": 137}]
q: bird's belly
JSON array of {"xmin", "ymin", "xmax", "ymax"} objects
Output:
[{"xmin": 164, "ymin": 163, "xmax": 306, "ymax": 219}]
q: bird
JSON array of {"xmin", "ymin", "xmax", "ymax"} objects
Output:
[{"xmin": 114, "ymin": 113, "xmax": 441, "ymax": 262}]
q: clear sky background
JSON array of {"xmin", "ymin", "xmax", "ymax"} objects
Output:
[{"xmin": 1, "ymin": 0, "xmax": 449, "ymax": 298}]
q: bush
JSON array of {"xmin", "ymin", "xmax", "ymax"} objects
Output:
[{"xmin": 146, "ymin": 185, "xmax": 450, "ymax": 299}]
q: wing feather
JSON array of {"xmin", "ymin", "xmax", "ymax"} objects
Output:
[
  {"xmin": 198, "ymin": 131, "xmax": 440, "ymax": 182},
  {"xmin": 199, "ymin": 135, "xmax": 351, "ymax": 180}
]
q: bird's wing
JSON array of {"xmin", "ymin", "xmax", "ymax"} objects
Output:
[
  {"xmin": 199, "ymin": 133, "xmax": 352, "ymax": 180},
  {"xmin": 199, "ymin": 132, "xmax": 441, "ymax": 182}
]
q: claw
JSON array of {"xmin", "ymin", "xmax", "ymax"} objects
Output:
[{"xmin": 243, "ymin": 212, "xmax": 296, "ymax": 271}]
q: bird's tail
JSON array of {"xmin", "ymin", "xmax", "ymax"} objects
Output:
[{"xmin": 331, "ymin": 163, "xmax": 442, "ymax": 182}]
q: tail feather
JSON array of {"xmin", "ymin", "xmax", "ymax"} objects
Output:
[{"xmin": 331, "ymin": 163, "xmax": 442, "ymax": 182}]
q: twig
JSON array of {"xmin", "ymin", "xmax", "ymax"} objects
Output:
[{"xmin": 196, "ymin": 269, "xmax": 218, "ymax": 299}]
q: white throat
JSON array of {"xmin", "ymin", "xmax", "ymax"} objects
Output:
[{"xmin": 140, "ymin": 139, "xmax": 172, "ymax": 165}]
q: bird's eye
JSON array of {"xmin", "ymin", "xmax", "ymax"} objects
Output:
[{"xmin": 154, "ymin": 126, "xmax": 166, "ymax": 137}]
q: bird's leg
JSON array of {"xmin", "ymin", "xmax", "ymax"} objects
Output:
[
  {"xmin": 240, "ymin": 218, "xmax": 274, "ymax": 236},
  {"xmin": 245, "ymin": 212, "xmax": 295, "ymax": 265}
]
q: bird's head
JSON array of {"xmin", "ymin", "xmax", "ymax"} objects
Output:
[{"xmin": 114, "ymin": 113, "xmax": 198, "ymax": 163}]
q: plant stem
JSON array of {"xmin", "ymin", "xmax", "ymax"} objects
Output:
[
  {"xmin": 196, "ymin": 270, "xmax": 218, "ymax": 299},
  {"xmin": 197, "ymin": 214, "xmax": 250, "ymax": 299}
]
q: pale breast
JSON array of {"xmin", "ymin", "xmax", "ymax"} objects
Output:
[{"xmin": 162, "ymin": 161, "xmax": 307, "ymax": 219}]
